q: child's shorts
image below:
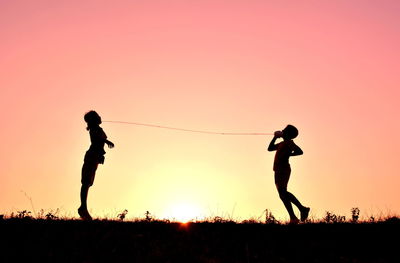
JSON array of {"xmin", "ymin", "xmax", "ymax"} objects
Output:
[
  {"xmin": 274, "ymin": 167, "xmax": 291, "ymax": 190},
  {"xmin": 81, "ymin": 161, "xmax": 98, "ymax": 186}
]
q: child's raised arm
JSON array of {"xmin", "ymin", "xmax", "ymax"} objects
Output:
[
  {"xmin": 267, "ymin": 137, "xmax": 278, "ymax": 151},
  {"xmin": 267, "ymin": 131, "xmax": 282, "ymax": 151}
]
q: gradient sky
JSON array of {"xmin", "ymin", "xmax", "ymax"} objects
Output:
[{"xmin": 1, "ymin": 0, "xmax": 399, "ymax": 221}]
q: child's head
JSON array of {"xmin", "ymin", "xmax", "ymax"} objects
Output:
[
  {"xmin": 84, "ymin": 110, "xmax": 101, "ymax": 130},
  {"xmin": 282, "ymin": 125, "xmax": 298, "ymax": 140}
]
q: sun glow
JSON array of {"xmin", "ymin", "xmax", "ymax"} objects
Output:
[{"xmin": 167, "ymin": 203, "xmax": 202, "ymax": 223}]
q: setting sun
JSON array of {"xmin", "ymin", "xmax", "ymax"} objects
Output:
[{"xmin": 166, "ymin": 203, "xmax": 202, "ymax": 223}]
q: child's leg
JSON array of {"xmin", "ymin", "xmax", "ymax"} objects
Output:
[
  {"xmin": 286, "ymin": 191, "xmax": 305, "ymax": 210},
  {"xmin": 275, "ymin": 169, "xmax": 305, "ymax": 222},
  {"xmin": 81, "ymin": 162, "xmax": 95, "ymax": 209},
  {"xmin": 278, "ymin": 188, "xmax": 297, "ymax": 220},
  {"xmin": 79, "ymin": 184, "xmax": 92, "ymax": 220},
  {"xmin": 80, "ymin": 184, "xmax": 90, "ymax": 209},
  {"xmin": 79, "ymin": 162, "xmax": 97, "ymax": 220},
  {"xmin": 275, "ymin": 170, "xmax": 298, "ymax": 220},
  {"xmin": 286, "ymin": 191, "xmax": 310, "ymax": 221}
]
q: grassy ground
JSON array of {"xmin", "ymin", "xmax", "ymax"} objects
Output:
[{"xmin": 1, "ymin": 217, "xmax": 399, "ymax": 263}]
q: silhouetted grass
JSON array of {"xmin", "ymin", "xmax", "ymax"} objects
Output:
[{"xmin": 0, "ymin": 210, "xmax": 399, "ymax": 263}]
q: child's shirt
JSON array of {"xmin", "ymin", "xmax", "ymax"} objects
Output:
[
  {"xmin": 85, "ymin": 126, "xmax": 107, "ymax": 163},
  {"xmin": 88, "ymin": 126, "xmax": 107, "ymax": 157},
  {"xmin": 273, "ymin": 139, "xmax": 296, "ymax": 171}
]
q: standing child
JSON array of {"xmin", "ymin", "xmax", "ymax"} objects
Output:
[
  {"xmin": 79, "ymin": 111, "xmax": 114, "ymax": 220},
  {"xmin": 268, "ymin": 125, "xmax": 309, "ymax": 224}
]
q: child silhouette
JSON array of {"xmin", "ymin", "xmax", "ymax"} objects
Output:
[
  {"xmin": 79, "ymin": 111, "xmax": 114, "ymax": 220},
  {"xmin": 268, "ymin": 125, "xmax": 309, "ymax": 224}
]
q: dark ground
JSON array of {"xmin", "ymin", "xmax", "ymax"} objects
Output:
[{"xmin": 1, "ymin": 218, "xmax": 399, "ymax": 263}]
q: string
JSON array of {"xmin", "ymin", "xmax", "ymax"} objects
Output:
[{"xmin": 103, "ymin": 120, "xmax": 273, "ymax": 136}]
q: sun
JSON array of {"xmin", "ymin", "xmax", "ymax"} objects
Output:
[{"xmin": 168, "ymin": 203, "xmax": 202, "ymax": 223}]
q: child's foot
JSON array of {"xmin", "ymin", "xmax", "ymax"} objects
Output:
[
  {"xmin": 289, "ymin": 218, "xmax": 300, "ymax": 225},
  {"xmin": 78, "ymin": 207, "xmax": 92, "ymax": 221},
  {"xmin": 300, "ymin": 207, "xmax": 310, "ymax": 222}
]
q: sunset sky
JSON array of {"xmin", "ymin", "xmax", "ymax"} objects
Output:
[{"xmin": 1, "ymin": 0, "xmax": 399, "ymax": 221}]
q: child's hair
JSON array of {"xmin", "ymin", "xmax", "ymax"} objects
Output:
[
  {"xmin": 284, "ymin": 125, "xmax": 299, "ymax": 139},
  {"xmin": 84, "ymin": 110, "xmax": 101, "ymax": 131}
]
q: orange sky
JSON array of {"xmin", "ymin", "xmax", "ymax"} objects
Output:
[{"xmin": 1, "ymin": 0, "xmax": 399, "ymax": 221}]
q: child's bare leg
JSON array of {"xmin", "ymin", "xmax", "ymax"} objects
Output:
[
  {"xmin": 278, "ymin": 189, "xmax": 298, "ymax": 221},
  {"xmin": 78, "ymin": 184, "xmax": 92, "ymax": 220},
  {"xmin": 286, "ymin": 191, "xmax": 304, "ymax": 210},
  {"xmin": 287, "ymin": 191, "xmax": 310, "ymax": 221},
  {"xmin": 79, "ymin": 162, "xmax": 96, "ymax": 220},
  {"xmin": 80, "ymin": 184, "xmax": 89, "ymax": 210}
]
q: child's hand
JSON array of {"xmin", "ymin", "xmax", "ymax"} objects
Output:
[
  {"xmin": 106, "ymin": 141, "xmax": 115, "ymax": 149},
  {"xmin": 274, "ymin": 131, "xmax": 283, "ymax": 138}
]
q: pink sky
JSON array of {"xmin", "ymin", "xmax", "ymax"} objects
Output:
[{"xmin": 1, "ymin": 0, "xmax": 399, "ymax": 221}]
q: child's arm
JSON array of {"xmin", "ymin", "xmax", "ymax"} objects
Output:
[
  {"xmin": 96, "ymin": 128, "xmax": 114, "ymax": 148},
  {"xmin": 105, "ymin": 140, "xmax": 115, "ymax": 149},
  {"xmin": 267, "ymin": 132, "xmax": 281, "ymax": 151},
  {"xmin": 291, "ymin": 143, "xmax": 303, "ymax": 156},
  {"xmin": 267, "ymin": 137, "xmax": 278, "ymax": 151}
]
